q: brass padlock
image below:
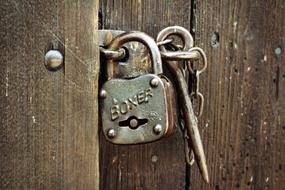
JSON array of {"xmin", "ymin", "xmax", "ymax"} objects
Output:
[{"xmin": 99, "ymin": 31, "xmax": 177, "ymax": 144}]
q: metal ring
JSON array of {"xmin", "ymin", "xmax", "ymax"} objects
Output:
[
  {"xmin": 156, "ymin": 38, "xmax": 173, "ymax": 46},
  {"xmin": 190, "ymin": 92, "xmax": 204, "ymax": 118},
  {"xmin": 157, "ymin": 26, "xmax": 194, "ymax": 51},
  {"xmin": 160, "ymin": 51, "xmax": 200, "ymax": 60},
  {"xmin": 183, "ymin": 130, "xmax": 195, "ymax": 166},
  {"xmin": 189, "ymin": 150, "xmax": 195, "ymax": 165},
  {"xmin": 186, "ymin": 47, "xmax": 207, "ymax": 75},
  {"xmin": 193, "ymin": 70, "xmax": 200, "ymax": 95}
]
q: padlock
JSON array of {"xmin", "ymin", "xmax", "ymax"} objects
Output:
[{"xmin": 99, "ymin": 31, "xmax": 177, "ymax": 144}]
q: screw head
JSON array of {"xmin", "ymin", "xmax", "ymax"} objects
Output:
[
  {"xmin": 100, "ymin": 89, "xmax": 107, "ymax": 99},
  {"xmin": 45, "ymin": 50, "xmax": 63, "ymax": 71},
  {"xmin": 153, "ymin": 124, "xmax": 162, "ymax": 134},
  {"xmin": 150, "ymin": 78, "xmax": 159, "ymax": 88},
  {"xmin": 107, "ymin": 129, "xmax": 116, "ymax": 138}
]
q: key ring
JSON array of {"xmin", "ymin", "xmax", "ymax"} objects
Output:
[
  {"xmin": 189, "ymin": 70, "xmax": 204, "ymax": 118},
  {"xmin": 186, "ymin": 47, "xmax": 207, "ymax": 75},
  {"xmin": 157, "ymin": 26, "xmax": 209, "ymax": 184},
  {"xmin": 156, "ymin": 38, "xmax": 173, "ymax": 46},
  {"xmin": 190, "ymin": 91, "xmax": 204, "ymax": 118},
  {"xmin": 180, "ymin": 120, "xmax": 195, "ymax": 166},
  {"xmin": 157, "ymin": 26, "xmax": 194, "ymax": 50},
  {"xmin": 184, "ymin": 134, "xmax": 195, "ymax": 166}
]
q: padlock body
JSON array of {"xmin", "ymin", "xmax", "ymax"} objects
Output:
[
  {"xmin": 100, "ymin": 74, "xmax": 168, "ymax": 144},
  {"xmin": 161, "ymin": 75, "xmax": 178, "ymax": 137}
]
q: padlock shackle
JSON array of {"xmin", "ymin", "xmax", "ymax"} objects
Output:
[{"xmin": 107, "ymin": 31, "xmax": 163, "ymax": 78}]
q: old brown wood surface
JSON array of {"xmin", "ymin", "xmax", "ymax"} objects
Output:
[
  {"xmin": 0, "ymin": 0, "xmax": 100, "ymax": 189},
  {"xmin": 99, "ymin": 0, "xmax": 193, "ymax": 189},
  {"xmin": 1, "ymin": 0, "xmax": 284, "ymax": 190},
  {"xmin": 100, "ymin": 0, "xmax": 285, "ymax": 190},
  {"xmin": 190, "ymin": 0, "xmax": 285, "ymax": 190}
]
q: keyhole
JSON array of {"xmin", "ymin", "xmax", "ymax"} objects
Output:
[{"xmin": 118, "ymin": 116, "xmax": 148, "ymax": 129}]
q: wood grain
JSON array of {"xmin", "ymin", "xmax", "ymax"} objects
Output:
[
  {"xmin": 0, "ymin": 0, "xmax": 99, "ymax": 189},
  {"xmin": 191, "ymin": 0, "xmax": 285, "ymax": 189},
  {"xmin": 2, "ymin": 0, "xmax": 284, "ymax": 189},
  {"xmin": 99, "ymin": 0, "xmax": 193, "ymax": 189}
]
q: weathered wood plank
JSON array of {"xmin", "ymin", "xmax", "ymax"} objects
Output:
[
  {"xmin": 191, "ymin": 0, "xmax": 285, "ymax": 189},
  {"xmin": 99, "ymin": 0, "xmax": 192, "ymax": 189},
  {"xmin": 0, "ymin": 0, "xmax": 99, "ymax": 189}
]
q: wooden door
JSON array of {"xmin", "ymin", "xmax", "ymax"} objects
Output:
[
  {"xmin": 190, "ymin": 1, "xmax": 285, "ymax": 189},
  {"xmin": 1, "ymin": 1, "xmax": 100, "ymax": 189},
  {"xmin": 1, "ymin": 1, "xmax": 284, "ymax": 190},
  {"xmin": 99, "ymin": 1, "xmax": 285, "ymax": 190}
]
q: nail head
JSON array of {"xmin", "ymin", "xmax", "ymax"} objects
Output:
[{"xmin": 45, "ymin": 50, "xmax": 63, "ymax": 70}]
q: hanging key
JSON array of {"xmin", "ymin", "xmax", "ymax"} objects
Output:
[{"xmin": 157, "ymin": 26, "xmax": 209, "ymax": 183}]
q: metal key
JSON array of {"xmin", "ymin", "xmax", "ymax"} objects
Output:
[{"xmin": 157, "ymin": 26, "xmax": 209, "ymax": 183}]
